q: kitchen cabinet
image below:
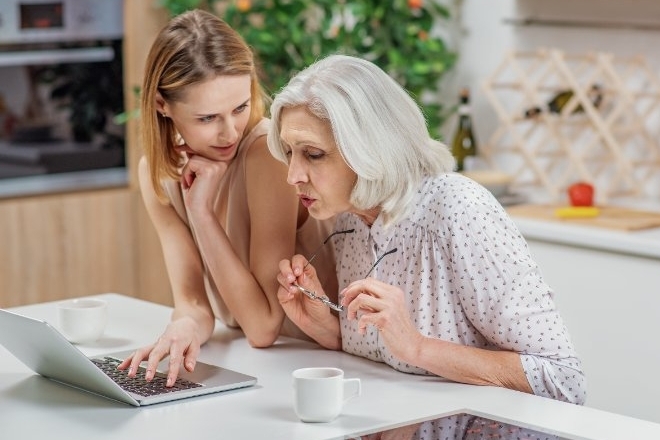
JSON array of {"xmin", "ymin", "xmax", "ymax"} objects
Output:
[
  {"xmin": 0, "ymin": 176, "xmax": 170, "ymax": 309},
  {"xmin": 0, "ymin": 1, "xmax": 171, "ymax": 308},
  {"xmin": 0, "ymin": 188, "xmax": 134, "ymax": 307},
  {"xmin": 511, "ymin": 214, "xmax": 660, "ymax": 424}
]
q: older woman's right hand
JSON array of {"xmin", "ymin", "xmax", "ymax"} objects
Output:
[
  {"xmin": 117, "ymin": 315, "xmax": 202, "ymax": 387},
  {"xmin": 276, "ymin": 256, "xmax": 336, "ymax": 332}
]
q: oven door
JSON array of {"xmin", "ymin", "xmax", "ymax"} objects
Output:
[
  {"xmin": 0, "ymin": 0, "xmax": 125, "ymax": 179},
  {"xmin": 0, "ymin": 0, "xmax": 123, "ymax": 45}
]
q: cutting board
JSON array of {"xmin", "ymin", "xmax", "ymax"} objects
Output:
[{"xmin": 506, "ymin": 204, "xmax": 660, "ymax": 231}]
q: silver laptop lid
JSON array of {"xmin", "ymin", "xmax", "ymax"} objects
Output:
[{"xmin": 0, "ymin": 308, "xmax": 257, "ymax": 406}]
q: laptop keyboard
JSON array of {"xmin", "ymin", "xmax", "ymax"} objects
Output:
[{"xmin": 92, "ymin": 356, "xmax": 203, "ymax": 397}]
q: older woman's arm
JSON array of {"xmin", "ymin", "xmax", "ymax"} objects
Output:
[
  {"xmin": 343, "ymin": 274, "xmax": 584, "ymax": 403},
  {"xmin": 406, "ymin": 334, "xmax": 534, "ymax": 393},
  {"xmin": 444, "ymin": 201, "xmax": 586, "ymax": 404}
]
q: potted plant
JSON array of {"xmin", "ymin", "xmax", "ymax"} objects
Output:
[{"xmin": 158, "ymin": 0, "xmax": 457, "ymax": 137}]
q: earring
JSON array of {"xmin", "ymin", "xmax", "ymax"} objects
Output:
[{"xmin": 160, "ymin": 112, "xmax": 168, "ymax": 118}]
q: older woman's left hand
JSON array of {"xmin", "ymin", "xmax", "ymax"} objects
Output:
[{"xmin": 341, "ymin": 278, "xmax": 423, "ymax": 362}]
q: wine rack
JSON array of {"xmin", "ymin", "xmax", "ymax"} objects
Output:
[{"xmin": 480, "ymin": 48, "xmax": 660, "ymax": 202}]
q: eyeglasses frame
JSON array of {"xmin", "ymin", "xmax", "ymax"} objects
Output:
[{"xmin": 293, "ymin": 229, "xmax": 397, "ymax": 312}]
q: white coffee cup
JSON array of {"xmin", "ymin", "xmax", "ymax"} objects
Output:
[
  {"xmin": 57, "ymin": 298, "xmax": 108, "ymax": 344},
  {"xmin": 292, "ymin": 367, "xmax": 361, "ymax": 423}
]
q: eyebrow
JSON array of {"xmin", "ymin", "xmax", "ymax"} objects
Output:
[
  {"xmin": 194, "ymin": 98, "xmax": 250, "ymax": 117},
  {"xmin": 285, "ymin": 134, "xmax": 325, "ymax": 148},
  {"xmin": 236, "ymin": 98, "xmax": 250, "ymax": 108}
]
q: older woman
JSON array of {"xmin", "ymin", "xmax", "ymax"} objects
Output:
[{"xmin": 268, "ymin": 54, "xmax": 586, "ymax": 406}]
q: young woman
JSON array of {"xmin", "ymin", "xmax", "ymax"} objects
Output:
[
  {"xmin": 269, "ymin": 54, "xmax": 586, "ymax": 407},
  {"xmin": 118, "ymin": 10, "xmax": 336, "ymax": 386}
]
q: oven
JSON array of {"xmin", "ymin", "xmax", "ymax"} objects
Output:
[{"xmin": 0, "ymin": 0, "xmax": 125, "ymax": 179}]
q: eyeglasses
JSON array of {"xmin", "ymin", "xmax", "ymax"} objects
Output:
[{"xmin": 293, "ymin": 229, "xmax": 397, "ymax": 312}]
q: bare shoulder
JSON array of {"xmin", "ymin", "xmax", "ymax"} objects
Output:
[
  {"xmin": 243, "ymin": 132, "xmax": 297, "ymax": 226},
  {"xmin": 137, "ymin": 155, "xmax": 150, "ymax": 183},
  {"xmin": 137, "ymin": 156, "xmax": 153, "ymax": 194},
  {"xmin": 137, "ymin": 155, "xmax": 162, "ymax": 201},
  {"xmin": 244, "ymin": 134, "xmax": 288, "ymax": 180}
]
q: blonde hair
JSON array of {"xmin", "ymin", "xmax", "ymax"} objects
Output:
[
  {"xmin": 141, "ymin": 9, "xmax": 267, "ymax": 201},
  {"xmin": 268, "ymin": 54, "xmax": 455, "ymax": 226}
]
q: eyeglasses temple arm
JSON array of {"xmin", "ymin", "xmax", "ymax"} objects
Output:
[
  {"xmin": 304, "ymin": 228, "xmax": 355, "ymax": 268},
  {"xmin": 364, "ymin": 247, "xmax": 398, "ymax": 278}
]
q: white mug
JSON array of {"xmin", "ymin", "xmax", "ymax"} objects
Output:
[
  {"xmin": 292, "ymin": 367, "xmax": 361, "ymax": 423},
  {"xmin": 57, "ymin": 298, "xmax": 108, "ymax": 344}
]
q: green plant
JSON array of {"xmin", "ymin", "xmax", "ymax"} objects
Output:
[{"xmin": 159, "ymin": 0, "xmax": 457, "ymax": 138}]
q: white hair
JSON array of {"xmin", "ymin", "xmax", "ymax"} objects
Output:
[{"xmin": 267, "ymin": 54, "xmax": 455, "ymax": 226}]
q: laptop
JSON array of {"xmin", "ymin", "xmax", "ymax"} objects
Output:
[{"xmin": 0, "ymin": 308, "xmax": 257, "ymax": 406}]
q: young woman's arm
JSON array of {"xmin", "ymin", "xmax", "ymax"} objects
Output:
[
  {"xmin": 118, "ymin": 157, "xmax": 216, "ymax": 386},
  {"xmin": 187, "ymin": 135, "xmax": 300, "ymax": 347}
]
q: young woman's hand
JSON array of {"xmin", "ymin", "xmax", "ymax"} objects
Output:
[
  {"xmin": 176, "ymin": 145, "xmax": 229, "ymax": 216},
  {"xmin": 117, "ymin": 315, "xmax": 203, "ymax": 387}
]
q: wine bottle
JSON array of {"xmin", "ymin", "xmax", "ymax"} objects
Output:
[
  {"xmin": 451, "ymin": 88, "xmax": 477, "ymax": 172},
  {"xmin": 524, "ymin": 84, "xmax": 603, "ymax": 118}
]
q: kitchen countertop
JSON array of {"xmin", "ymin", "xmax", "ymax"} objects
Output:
[
  {"xmin": 0, "ymin": 167, "xmax": 128, "ymax": 199},
  {"xmin": 506, "ymin": 196, "xmax": 660, "ymax": 259}
]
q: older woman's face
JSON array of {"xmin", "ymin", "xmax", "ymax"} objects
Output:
[{"xmin": 279, "ymin": 106, "xmax": 357, "ymax": 221}]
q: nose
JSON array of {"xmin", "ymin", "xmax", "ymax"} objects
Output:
[
  {"xmin": 217, "ymin": 118, "xmax": 238, "ymax": 145},
  {"xmin": 286, "ymin": 153, "xmax": 308, "ymax": 186}
]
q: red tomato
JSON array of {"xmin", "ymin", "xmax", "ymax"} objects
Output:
[{"xmin": 567, "ymin": 182, "xmax": 595, "ymax": 206}]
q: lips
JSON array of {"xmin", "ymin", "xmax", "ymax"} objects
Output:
[
  {"xmin": 211, "ymin": 142, "xmax": 238, "ymax": 159},
  {"xmin": 214, "ymin": 143, "xmax": 235, "ymax": 151},
  {"xmin": 298, "ymin": 194, "xmax": 316, "ymax": 208}
]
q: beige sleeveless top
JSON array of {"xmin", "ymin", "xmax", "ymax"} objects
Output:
[{"xmin": 162, "ymin": 118, "xmax": 336, "ymax": 341}]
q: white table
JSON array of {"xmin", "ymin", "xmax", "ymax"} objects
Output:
[{"xmin": 1, "ymin": 293, "xmax": 659, "ymax": 439}]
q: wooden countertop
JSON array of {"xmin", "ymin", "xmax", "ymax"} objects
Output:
[
  {"xmin": 0, "ymin": 168, "xmax": 128, "ymax": 199},
  {"xmin": 507, "ymin": 199, "xmax": 660, "ymax": 259},
  {"xmin": 506, "ymin": 204, "xmax": 660, "ymax": 231}
]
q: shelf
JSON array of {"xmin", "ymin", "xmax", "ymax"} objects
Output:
[
  {"xmin": 504, "ymin": 17, "xmax": 660, "ymax": 32},
  {"xmin": 0, "ymin": 47, "xmax": 114, "ymax": 67},
  {"xmin": 481, "ymin": 48, "xmax": 660, "ymax": 202}
]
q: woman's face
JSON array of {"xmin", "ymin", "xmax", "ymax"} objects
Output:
[
  {"xmin": 158, "ymin": 74, "xmax": 252, "ymax": 163},
  {"xmin": 279, "ymin": 106, "xmax": 360, "ymax": 221}
]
